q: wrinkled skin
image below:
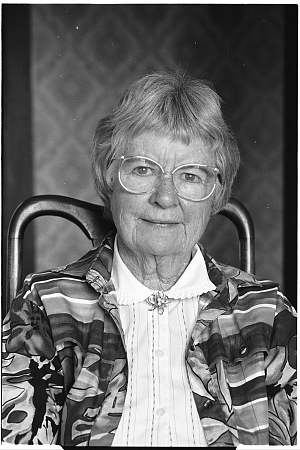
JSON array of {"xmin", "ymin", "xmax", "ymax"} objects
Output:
[{"xmin": 110, "ymin": 131, "xmax": 216, "ymax": 290}]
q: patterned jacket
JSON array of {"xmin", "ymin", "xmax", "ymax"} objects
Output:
[{"xmin": 2, "ymin": 232, "xmax": 297, "ymax": 446}]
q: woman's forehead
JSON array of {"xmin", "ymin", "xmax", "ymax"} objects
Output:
[{"xmin": 124, "ymin": 131, "xmax": 215, "ymax": 166}]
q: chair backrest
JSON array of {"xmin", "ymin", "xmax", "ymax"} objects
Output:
[{"xmin": 5, "ymin": 195, "xmax": 255, "ymax": 314}]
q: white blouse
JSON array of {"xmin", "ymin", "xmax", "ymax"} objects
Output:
[{"xmin": 110, "ymin": 236, "xmax": 216, "ymax": 447}]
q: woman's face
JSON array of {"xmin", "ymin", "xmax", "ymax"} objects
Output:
[{"xmin": 110, "ymin": 131, "xmax": 215, "ymax": 259}]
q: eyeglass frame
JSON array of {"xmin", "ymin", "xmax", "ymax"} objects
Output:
[{"xmin": 113, "ymin": 155, "xmax": 220, "ymax": 202}]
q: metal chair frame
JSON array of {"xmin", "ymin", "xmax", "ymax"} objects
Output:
[{"xmin": 5, "ymin": 195, "xmax": 255, "ymax": 314}]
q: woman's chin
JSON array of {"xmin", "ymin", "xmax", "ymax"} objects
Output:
[
  {"xmin": 137, "ymin": 235, "xmax": 188, "ymax": 258},
  {"xmin": 134, "ymin": 222, "xmax": 190, "ymax": 256}
]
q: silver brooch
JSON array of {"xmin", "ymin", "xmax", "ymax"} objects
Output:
[{"xmin": 146, "ymin": 291, "xmax": 172, "ymax": 315}]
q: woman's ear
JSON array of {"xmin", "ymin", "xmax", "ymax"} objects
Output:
[
  {"xmin": 211, "ymin": 180, "xmax": 225, "ymax": 216},
  {"xmin": 106, "ymin": 162, "xmax": 117, "ymax": 191}
]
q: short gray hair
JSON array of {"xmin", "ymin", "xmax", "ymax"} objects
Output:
[{"xmin": 91, "ymin": 71, "xmax": 240, "ymax": 217}]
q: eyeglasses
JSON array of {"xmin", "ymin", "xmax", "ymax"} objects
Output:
[{"xmin": 114, "ymin": 155, "xmax": 219, "ymax": 202}]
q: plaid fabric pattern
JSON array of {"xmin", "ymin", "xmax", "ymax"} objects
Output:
[{"xmin": 2, "ymin": 232, "xmax": 297, "ymax": 446}]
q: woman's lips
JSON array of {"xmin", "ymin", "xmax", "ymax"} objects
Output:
[{"xmin": 142, "ymin": 218, "xmax": 180, "ymax": 226}]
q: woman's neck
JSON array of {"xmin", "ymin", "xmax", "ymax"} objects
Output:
[{"xmin": 117, "ymin": 240, "xmax": 192, "ymax": 291}]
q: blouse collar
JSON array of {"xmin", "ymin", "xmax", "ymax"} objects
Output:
[{"xmin": 111, "ymin": 235, "xmax": 216, "ymax": 305}]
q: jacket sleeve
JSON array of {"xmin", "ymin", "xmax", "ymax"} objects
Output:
[
  {"xmin": 265, "ymin": 291, "xmax": 297, "ymax": 446},
  {"xmin": 2, "ymin": 282, "xmax": 65, "ymax": 445}
]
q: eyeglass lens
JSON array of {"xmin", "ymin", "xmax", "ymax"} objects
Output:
[{"xmin": 119, "ymin": 157, "xmax": 216, "ymax": 201}]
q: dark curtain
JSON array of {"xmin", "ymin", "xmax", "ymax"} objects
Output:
[{"xmin": 2, "ymin": 5, "xmax": 34, "ymax": 312}]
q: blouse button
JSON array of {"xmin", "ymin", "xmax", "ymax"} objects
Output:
[
  {"xmin": 240, "ymin": 345, "xmax": 247, "ymax": 355},
  {"xmin": 155, "ymin": 349, "xmax": 164, "ymax": 358},
  {"xmin": 156, "ymin": 408, "xmax": 165, "ymax": 417}
]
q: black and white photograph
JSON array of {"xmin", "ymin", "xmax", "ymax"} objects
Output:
[{"xmin": 2, "ymin": 4, "xmax": 297, "ymax": 447}]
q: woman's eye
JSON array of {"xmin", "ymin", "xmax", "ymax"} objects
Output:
[
  {"xmin": 133, "ymin": 166, "xmax": 153, "ymax": 176},
  {"xmin": 182, "ymin": 172, "xmax": 201, "ymax": 183}
]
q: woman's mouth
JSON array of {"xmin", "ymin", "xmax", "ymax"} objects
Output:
[{"xmin": 142, "ymin": 218, "xmax": 179, "ymax": 227}]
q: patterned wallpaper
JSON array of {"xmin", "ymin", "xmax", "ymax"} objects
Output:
[{"xmin": 30, "ymin": 4, "xmax": 284, "ymax": 287}]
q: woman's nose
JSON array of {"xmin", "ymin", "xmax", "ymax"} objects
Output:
[{"xmin": 149, "ymin": 176, "xmax": 179, "ymax": 208}]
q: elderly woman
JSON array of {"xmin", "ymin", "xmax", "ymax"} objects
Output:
[{"xmin": 2, "ymin": 71, "xmax": 296, "ymax": 447}]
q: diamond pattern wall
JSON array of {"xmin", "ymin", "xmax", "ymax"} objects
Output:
[{"xmin": 31, "ymin": 4, "xmax": 285, "ymax": 288}]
